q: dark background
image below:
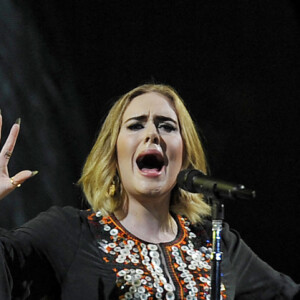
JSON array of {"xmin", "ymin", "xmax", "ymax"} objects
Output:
[{"xmin": 0, "ymin": 0, "xmax": 299, "ymax": 284}]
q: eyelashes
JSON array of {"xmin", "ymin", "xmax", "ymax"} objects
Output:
[
  {"xmin": 127, "ymin": 123, "xmax": 144, "ymax": 131},
  {"xmin": 158, "ymin": 124, "xmax": 176, "ymax": 132},
  {"xmin": 127, "ymin": 122, "xmax": 177, "ymax": 132}
]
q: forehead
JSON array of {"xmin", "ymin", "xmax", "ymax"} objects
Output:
[{"xmin": 122, "ymin": 92, "xmax": 178, "ymax": 121}]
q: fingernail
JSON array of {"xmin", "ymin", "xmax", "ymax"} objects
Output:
[
  {"xmin": 15, "ymin": 118, "xmax": 21, "ymax": 125},
  {"xmin": 31, "ymin": 170, "xmax": 39, "ymax": 177}
]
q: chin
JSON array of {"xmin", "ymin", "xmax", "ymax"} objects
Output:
[{"xmin": 136, "ymin": 183, "xmax": 170, "ymax": 199}]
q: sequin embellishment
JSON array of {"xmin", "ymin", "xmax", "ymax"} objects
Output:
[{"xmin": 88, "ymin": 211, "xmax": 226, "ymax": 299}]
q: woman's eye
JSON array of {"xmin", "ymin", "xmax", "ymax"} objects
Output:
[
  {"xmin": 127, "ymin": 123, "xmax": 144, "ymax": 130},
  {"xmin": 158, "ymin": 124, "xmax": 176, "ymax": 132}
]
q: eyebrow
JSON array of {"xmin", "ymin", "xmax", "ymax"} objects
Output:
[{"xmin": 124, "ymin": 115, "xmax": 178, "ymax": 124}]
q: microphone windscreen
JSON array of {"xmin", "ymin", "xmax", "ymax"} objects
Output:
[{"xmin": 177, "ymin": 169, "xmax": 205, "ymax": 192}]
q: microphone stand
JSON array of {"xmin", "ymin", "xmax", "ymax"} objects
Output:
[
  {"xmin": 208, "ymin": 184, "xmax": 254, "ymax": 299},
  {"xmin": 176, "ymin": 168, "xmax": 256, "ymax": 299},
  {"xmin": 210, "ymin": 197, "xmax": 224, "ymax": 300}
]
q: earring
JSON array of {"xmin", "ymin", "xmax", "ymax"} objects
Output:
[{"xmin": 108, "ymin": 181, "xmax": 116, "ymax": 197}]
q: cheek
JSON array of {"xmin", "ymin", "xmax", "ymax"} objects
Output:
[
  {"xmin": 116, "ymin": 133, "xmax": 138, "ymax": 168},
  {"xmin": 116, "ymin": 134, "xmax": 127, "ymax": 170},
  {"xmin": 168, "ymin": 137, "xmax": 183, "ymax": 166}
]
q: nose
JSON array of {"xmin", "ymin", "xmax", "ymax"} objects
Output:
[{"xmin": 144, "ymin": 123, "xmax": 160, "ymax": 144}]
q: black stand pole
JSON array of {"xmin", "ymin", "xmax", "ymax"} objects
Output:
[
  {"xmin": 176, "ymin": 169, "xmax": 256, "ymax": 299},
  {"xmin": 210, "ymin": 198, "xmax": 224, "ymax": 300}
]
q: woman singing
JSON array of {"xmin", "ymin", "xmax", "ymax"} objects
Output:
[{"xmin": 0, "ymin": 84, "xmax": 299, "ymax": 299}]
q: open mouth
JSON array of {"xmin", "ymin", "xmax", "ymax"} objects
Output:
[{"xmin": 136, "ymin": 152, "xmax": 165, "ymax": 172}]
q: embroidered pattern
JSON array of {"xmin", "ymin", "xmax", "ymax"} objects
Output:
[{"xmin": 87, "ymin": 211, "xmax": 226, "ymax": 299}]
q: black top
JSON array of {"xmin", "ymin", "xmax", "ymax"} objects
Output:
[{"xmin": 0, "ymin": 206, "xmax": 299, "ymax": 299}]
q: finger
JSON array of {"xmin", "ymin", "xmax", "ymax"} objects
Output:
[
  {"xmin": 11, "ymin": 170, "xmax": 39, "ymax": 187},
  {"xmin": 0, "ymin": 119, "xmax": 21, "ymax": 164},
  {"xmin": 0, "ymin": 170, "xmax": 38, "ymax": 201}
]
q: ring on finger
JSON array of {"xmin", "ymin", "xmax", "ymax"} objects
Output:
[
  {"xmin": 10, "ymin": 177, "xmax": 21, "ymax": 188},
  {"xmin": 4, "ymin": 151, "xmax": 12, "ymax": 159}
]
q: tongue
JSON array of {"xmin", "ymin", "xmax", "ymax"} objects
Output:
[{"xmin": 141, "ymin": 168, "xmax": 161, "ymax": 175}]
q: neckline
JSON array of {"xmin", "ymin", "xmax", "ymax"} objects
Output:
[{"xmin": 110, "ymin": 213, "xmax": 185, "ymax": 246}]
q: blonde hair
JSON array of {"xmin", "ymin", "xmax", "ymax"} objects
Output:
[{"xmin": 79, "ymin": 84, "xmax": 211, "ymax": 223}]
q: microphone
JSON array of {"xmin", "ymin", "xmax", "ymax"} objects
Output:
[{"xmin": 177, "ymin": 169, "xmax": 256, "ymax": 200}]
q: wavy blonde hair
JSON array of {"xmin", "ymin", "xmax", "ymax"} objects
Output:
[{"xmin": 79, "ymin": 84, "xmax": 211, "ymax": 223}]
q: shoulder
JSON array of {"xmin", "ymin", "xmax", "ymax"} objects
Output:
[
  {"xmin": 191, "ymin": 217, "xmax": 300, "ymax": 297},
  {"xmin": 188, "ymin": 218, "xmax": 244, "ymax": 259},
  {"xmin": 20, "ymin": 206, "xmax": 83, "ymax": 231},
  {"xmin": 194, "ymin": 219, "xmax": 240, "ymax": 244},
  {"xmin": 10, "ymin": 206, "xmax": 89, "ymax": 250}
]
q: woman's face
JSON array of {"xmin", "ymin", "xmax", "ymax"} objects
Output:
[{"xmin": 116, "ymin": 92, "xmax": 183, "ymax": 201}]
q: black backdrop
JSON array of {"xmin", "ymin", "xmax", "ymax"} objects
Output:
[{"xmin": 0, "ymin": 0, "xmax": 299, "ymax": 284}]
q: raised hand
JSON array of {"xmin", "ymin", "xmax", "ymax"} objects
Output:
[{"xmin": 0, "ymin": 111, "xmax": 38, "ymax": 200}]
